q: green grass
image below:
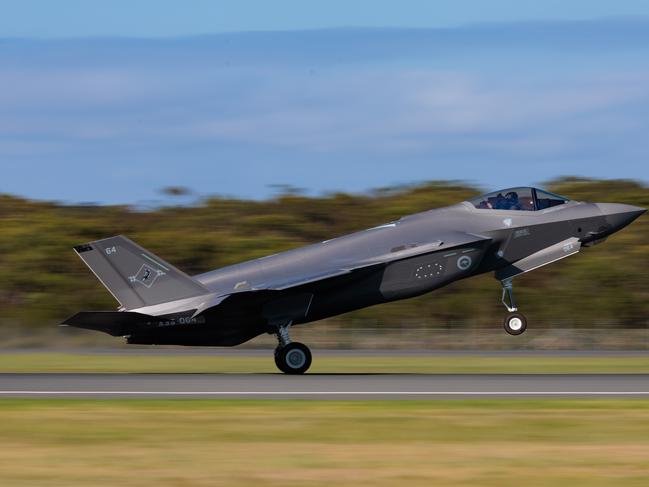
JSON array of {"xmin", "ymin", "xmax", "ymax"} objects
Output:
[
  {"xmin": 0, "ymin": 399, "xmax": 648, "ymax": 486},
  {"xmin": 0, "ymin": 352, "xmax": 648, "ymax": 374}
]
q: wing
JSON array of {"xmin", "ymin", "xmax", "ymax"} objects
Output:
[
  {"xmin": 354, "ymin": 230, "xmax": 491, "ymax": 267},
  {"xmin": 209, "ymin": 231, "xmax": 491, "ymax": 310},
  {"xmin": 250, "ymin": 231, "xmax": 491, "ymax": 292}
]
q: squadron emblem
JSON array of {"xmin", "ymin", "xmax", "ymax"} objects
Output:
[{"xmin": 128, "ymin": 263, "xmax": 165, "ymax": 288}]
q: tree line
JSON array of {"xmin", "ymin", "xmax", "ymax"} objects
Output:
[{"xmin": 1, "ymin": 177, "xmax": 647, "ymax": 338}]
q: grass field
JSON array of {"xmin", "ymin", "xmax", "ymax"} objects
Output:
[
  {"xmin": 0, "ymin": 352, "xmax": 648, "ymax": 374},
  {"xmin": 0, "ymin": 399, "xmax": 647, "ymax": 486}
]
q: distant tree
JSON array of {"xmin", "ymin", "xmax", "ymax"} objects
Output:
[
  {"xmin": 161, "ymin": 186, "xmax": 192, "ymax": 197},
  {"xmin": 267, "ymin": 184, "xmax": 305, "ymax": 196}
]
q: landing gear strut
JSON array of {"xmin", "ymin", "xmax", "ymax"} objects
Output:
[
  {"xmin": 501, "ymin": 278, "xmax": 528, "ymax": 335},
  {"xmin": 273, "ymin": 321, "xmax": 312, "ymax": 374}
]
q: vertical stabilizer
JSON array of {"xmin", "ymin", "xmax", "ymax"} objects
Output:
[{"xmin": 74, "ymin": 235, "xmax": 210, "ymax": 310}]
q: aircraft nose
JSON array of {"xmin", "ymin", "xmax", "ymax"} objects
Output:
[{"xmin": 595, "ymin": 203, "xmax": 646, "ymax": 232}]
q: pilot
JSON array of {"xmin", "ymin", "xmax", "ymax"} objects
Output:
[
  {"xmin": 478, "ymin": 199, "xmax": 492, "ymax": 209},
  {"xmin": 493, "ymin": 193, "xmax": 507, "ymax": 210},
  {"xmin": 505, "ymin": 191, "xmax": 521, "ymax": 210}
]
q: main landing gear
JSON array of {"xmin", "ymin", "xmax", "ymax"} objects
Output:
[
  {"xmin": 501, "ymin": 278, "xmax": 528, "ymax": 336},
  {"xmin": 273, "ymin": 322, "xmax": 312, "ymax": 374}
]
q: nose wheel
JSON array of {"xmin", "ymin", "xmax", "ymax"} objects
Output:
[
  {"xmin": 273, "ymin": 321, "xmax": 312, "ymax": 374},
  {"xmin": 504, "ymin": 312, "xmax": 527, "ymax": 335},
  {"xmin": 500, "ymin": 278, "xmax": 528, "ymax": 335}
]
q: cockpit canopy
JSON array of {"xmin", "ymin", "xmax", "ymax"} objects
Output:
[{"xmin": 469, "ymin": 187, "xmax": 569, "ymax": 211}]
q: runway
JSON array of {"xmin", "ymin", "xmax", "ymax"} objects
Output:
[{"xmin": 1, "ymin": 373, "xmax": 648, "ymax": 399}]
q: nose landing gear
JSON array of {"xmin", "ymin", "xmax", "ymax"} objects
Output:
[
  {"xmin": 273, "ymin": 321, "xmax": 312, "ymax": 374},
  {"xmin": 501, "ymin": 278, "xmax": 528, "ymax": 335},
  {"xmin": 504, "ymin": 312, "xmax": 527, "ymax": 335}
]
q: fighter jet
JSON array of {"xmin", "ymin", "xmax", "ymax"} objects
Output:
[{"xmin": 64, "ymin": 187, "xmax": 645, "ymax": 373}]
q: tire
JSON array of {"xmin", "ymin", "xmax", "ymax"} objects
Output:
[
  {"xmin": 504, "ymin": 312, "xmax": 527, "ymax": 336},
  {"xmin": 274, "ymin": 346, "xmax": 287, "ymax": 373},
  {"xmin": 275, "ymin": 342, "xmax": 312, "ymax": 374}
]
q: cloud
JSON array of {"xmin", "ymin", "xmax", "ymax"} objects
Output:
[
  {"xmin": 2, "ymin": 59, "xmax": 647, "ymax": 150},
  {"xmin": 164, "ymin": 68, "xmax": 649, "ymax": 158},
  {"xmin": 1, "ymin": 23, "xmax": 648, "ymax": 202}
]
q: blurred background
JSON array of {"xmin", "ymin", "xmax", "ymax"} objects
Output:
[
  {"xmin": 2, "ymin": 178, "xmax": 648, "ymax": 349},
  {"xmin": 1, "ymin": 1, "xmax": 648, "ymax": 349}
]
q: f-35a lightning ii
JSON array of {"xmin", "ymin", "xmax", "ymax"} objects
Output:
[{"xmin": 64, "ymin": 187, "xmax": 645, "ymax": 373}]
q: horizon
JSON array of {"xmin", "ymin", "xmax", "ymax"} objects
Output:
[{"xmin": 2, "ymin": 176, "xmax": 644, "ymax": 209}]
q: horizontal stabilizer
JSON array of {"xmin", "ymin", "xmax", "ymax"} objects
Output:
[{"xmin": 62, "ymin": 311, "xmax": 155, "ymax": 336}]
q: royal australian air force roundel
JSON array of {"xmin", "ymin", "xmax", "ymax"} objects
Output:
[{"xmin": 457, "ymin": 255, "xmax": 473, "ymax": 270}]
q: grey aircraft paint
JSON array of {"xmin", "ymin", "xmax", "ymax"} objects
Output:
[{"xmin": 63, "ymin": 187, "xmax": 645, "ymax": 373}]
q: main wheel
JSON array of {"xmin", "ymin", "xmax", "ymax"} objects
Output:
[
  {"xmin": 275, "ymin": 342, "xmax": 312, "ymax": 374},
  {"xmin": 274, "ymin": 346, "xmax": 286, "ymax": 373},
  {"xmin": 504, "ymin": 312, "xmax": 527, "ymax": 336}
]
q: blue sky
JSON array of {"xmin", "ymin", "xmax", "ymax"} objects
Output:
[
  {"xmin": 1, "ymin": 3, "xmax": 649, "ymax": 204},
  {"xmin": 3, "ymin": 1, "xmax": 649, "ymax": 37}
]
